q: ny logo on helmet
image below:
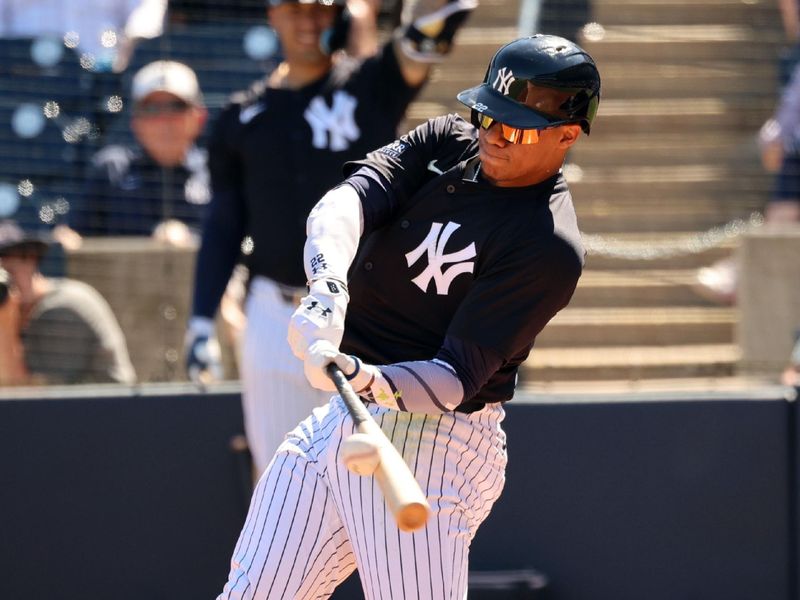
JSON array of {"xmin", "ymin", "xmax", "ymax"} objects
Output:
[
  {"xmin": 492, "ymin": 67, "xmax": 515, "ymax": 96},
  {"xmin": 405, "ymin": 222, "xmax": 476, "ymax": 295}
]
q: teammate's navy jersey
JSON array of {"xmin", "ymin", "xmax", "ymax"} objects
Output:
[
  {"xmin": 341, "ymin": 114, "xmax": 585, "ymax": 409},
  {"xmin": 202, "ymin": 44, "xmax": 421, "ymax": 294}
]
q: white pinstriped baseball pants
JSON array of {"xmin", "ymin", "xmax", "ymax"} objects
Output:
[
  {"xmin": 241, "ymin": 277, "xmax": 332, "ymax": 474},
  {"xmin": 218, "ymin": 396, "xmax": 508, "ymax": 600}
]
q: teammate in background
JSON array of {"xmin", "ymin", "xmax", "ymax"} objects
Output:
[
  {"xmin": 0, "ymin": 220, "xmax": 136, "ymax": 386},
  {"xmin": 185, "ymin": 0, "xmax": 478, "ymax": 473},
  {"xmin": 218, "ymin": 35, "xmax": 601, "ymax": 599},
  {"xmin": 63, "ymin": 60, "xmax": 210, "ymax": 247}
]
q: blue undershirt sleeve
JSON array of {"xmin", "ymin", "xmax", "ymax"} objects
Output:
[{"xmin": 191, "ymin": 188, "xmax": 246, "ymax": 319}]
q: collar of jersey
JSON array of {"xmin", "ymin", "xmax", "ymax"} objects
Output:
[{"xmin": 459, "ymin": 159, "xmax": 565, "ymax": 196}]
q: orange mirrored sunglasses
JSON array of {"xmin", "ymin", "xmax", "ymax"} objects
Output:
[{"xmin": 477, "ymin": 113, "xmax": 540, "ymax": 144}]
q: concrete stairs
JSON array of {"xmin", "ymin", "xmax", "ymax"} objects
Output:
[{"xmin": 401, "ymin": 0, "xmax": 783, "ymax": 388}]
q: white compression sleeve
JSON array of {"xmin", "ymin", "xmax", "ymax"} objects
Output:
[
  {"xmin": 304, "ymin": 183, "xmax": 363, "ymax": 283},
  {"xmin": 356, "ymin": 359, "xmax": 465, "ymax": 413}
]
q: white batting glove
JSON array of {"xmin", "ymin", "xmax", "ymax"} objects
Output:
[
  {"xmin": 287, "ymin": 278, "xmax": 349, "ymax": 360},
  {"xmin": 399, "ymin": 0, "xmax": 478, "ymax": 63},
  {"xmin": 303, "ymin": 339, "xmax": 380, "ymax": 393},
  {"xmin": 185, "ymin": 316, "xmax": 224, "ymax": 383}
]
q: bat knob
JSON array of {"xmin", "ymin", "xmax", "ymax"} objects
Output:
[{"xmin": 397, "ymin": 502, "xmax": 431, "ymax": 532}]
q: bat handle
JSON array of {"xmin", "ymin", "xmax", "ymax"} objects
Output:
[
  {"xmin": 326, "ymin": 362, "xmax": 432, "ymax": 532},
  {"xmin": 326, "ymin": 363, "xmax": 371, "ymax": 427}
]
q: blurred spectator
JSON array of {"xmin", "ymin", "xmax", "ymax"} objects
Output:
[
  {"xmin": 185, "ymin": 0, "xmax": 477, "ymax": 472},
  {"xmin": 778, "ymin": 0, "xmax": 800, "ymax": 87},
  {"xmin": 0, "ymin": 220, "xmax": 135, "ymax": 386},
  {"xmin": 695, "ymin": 60, "xmax": 800, "ymax": 305},
  {"xmin": 783, "ymin": 331, "xmax": 800, "ymax": 386},
  {"xmin": 759, "ymin": 61, "xmax": 800, "ymax": 224},
  {"xmin": 63, "ymin": 60, "xmax": 210, "ymax": 246}
]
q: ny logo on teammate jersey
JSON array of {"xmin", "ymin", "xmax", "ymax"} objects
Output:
[
  {"xmin": 405, "ymin": 222, "xmax": 476, "ymax": 295},
  {"xmin": 492, "ymin": 67, "xmax": 515, "ymax": 95},
  {"xmin": 304, "ymin": 91, "xmax": 361, "ymax": 151}
]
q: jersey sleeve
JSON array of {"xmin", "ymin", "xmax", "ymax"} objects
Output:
[
  {"xmin": 344, "ymin": 114, "xmax": 477, "ymax": 233},
  {"xmin": 448, "ymin": 233, "xmax": 582, "ymax": 366},
  {"xmin": 191, "ymin": 106, "xmax": 247, "ymax": 319}
]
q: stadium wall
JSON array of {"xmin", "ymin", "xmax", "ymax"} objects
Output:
[{"xmin": 0, "ymin": 386, "xmax": 795, "ymax": 599}]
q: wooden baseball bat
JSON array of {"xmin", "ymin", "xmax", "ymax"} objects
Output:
[{"xmin": 326, "ymin": 363, "xmax": 431, "ymax": 532}]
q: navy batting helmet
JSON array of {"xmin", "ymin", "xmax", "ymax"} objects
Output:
[{"xmin": 457, "ymin": 35, "xmax": 601, "ymax": 134}]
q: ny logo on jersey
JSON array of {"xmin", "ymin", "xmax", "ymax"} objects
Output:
[
  {"xmin": 405, "ymin": 222, "xmax": 476, "ymax": 295},
  {"xmin": 304, "ymin": 90, "xmax": 361, "ymax": 151},
  {"xmin": 492, "ymin": 67, "xmax": 515, "ymax": 95}
]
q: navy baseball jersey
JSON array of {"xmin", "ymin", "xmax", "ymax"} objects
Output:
[
  {"xmin": 341, "ymin": 114, "xmax": 585, "ymax": 410},
  {"xmin": 72, "ymin": 144, "xmax": 210, "ymax": 236},
  {"xmin": 193, "ymin": 43, "xmax": 422, "ymax": 318}
]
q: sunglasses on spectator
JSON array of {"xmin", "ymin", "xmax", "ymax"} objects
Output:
[
  {"xmin": 477, "ymin": 113, "xmax": 541, "ymax": 144},
  {"xmin": 134, "ymin": 99, "xmax": 192, "ymax": 117}
]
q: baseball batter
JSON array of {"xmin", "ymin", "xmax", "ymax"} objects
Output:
[
  {"xmin": 218, "ymin": 35, "xmax": 601, "ymax": 599},
  {"xmin": 186, "ymin": 0, "xmax": 478, "ymax": 473}
]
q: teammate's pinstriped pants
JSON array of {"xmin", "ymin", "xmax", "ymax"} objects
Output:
[
  {"xmin": 218, "ymin": 396, "xmax": 508, "ymax": 600},
  {"xmin": 241, "ymin": 276, "xmax": 332, "ymax": 474}
]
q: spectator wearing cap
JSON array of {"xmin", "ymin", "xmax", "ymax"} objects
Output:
[
  {"xmin": 0, "ymin": 220, "xmax": 135, "ymax": 386},
  {"xmin": 64, "ymin": 60, "xmax": 210, "ymax": 246}
]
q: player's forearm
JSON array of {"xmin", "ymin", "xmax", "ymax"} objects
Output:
[
  {"xmin": 346, "ymin": 0, "xmax": 380, "ymax": 58},
  {"xmin": 0, "ymin": 332, "xmax": 29, "ymax": 386},
  {"xmin": 350, "ymin": 337, "xmax": 502, "ymax": 412},
  {"xmin": 779, "ymin": 0, "xmax": 800, "ymax": 41},
  {"xmin": 304, "ymin": 183, "xmax": 364, "ymax": 283},
  {"xmin": 392, "ymin": 39, "xmax": 431, "ymax": 88},
  {"xmin": 191, "ymin": 191, "xmax": 245, "ymax": 319},
  {"xmin": 370, "ymin": 359, "xmax": 465, "ymax": 412}
]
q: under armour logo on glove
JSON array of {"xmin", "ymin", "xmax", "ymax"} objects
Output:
[
  {"xmin": 288, "ymin": 278, "xmax": 349, "ymax": 360},
  {"xmin": 304, "ymin": 300, "xmax": 333, "ymax": 318}
]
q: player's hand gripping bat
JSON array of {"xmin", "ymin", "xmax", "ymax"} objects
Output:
[{"xmin": 326, "ymin": 363, "xmax": 431, "ymax": 532}]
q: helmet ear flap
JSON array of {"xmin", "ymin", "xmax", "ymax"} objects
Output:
[{"xmin": 470, "ymin": 109, "xmax": 481, "ymax": 128}]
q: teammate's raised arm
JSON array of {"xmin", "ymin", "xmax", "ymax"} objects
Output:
[{"xmin": 392, "ymin": 0, "xmax": 479, "ymax": 86}]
